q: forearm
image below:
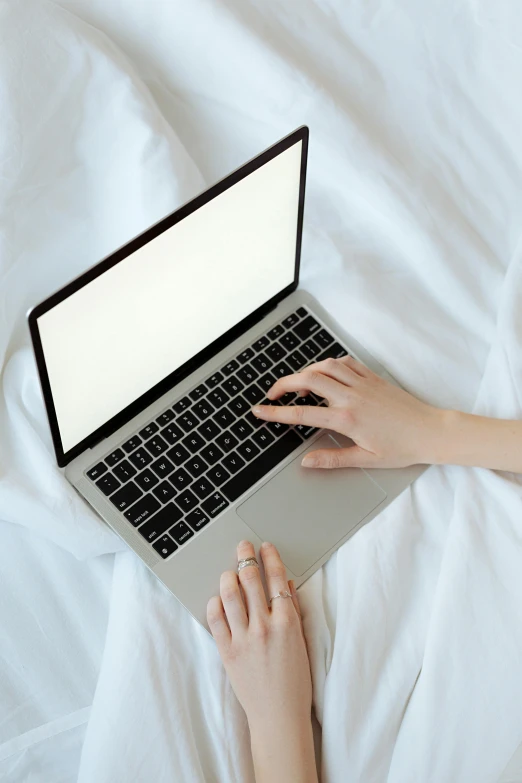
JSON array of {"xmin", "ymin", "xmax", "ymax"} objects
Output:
[
  {"xmin": 250, "ymin": 716, "xmax": 318, "ymax": 783},
  {"xmin": 428, "ymin": 410, "xmax": 522, "ymax": 473}
]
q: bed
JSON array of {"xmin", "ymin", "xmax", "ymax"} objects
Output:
[{"xmin": 1, "ymin": 1, "xmax": 522, "ymax": 780}]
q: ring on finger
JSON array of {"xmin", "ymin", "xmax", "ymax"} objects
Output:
[
  {"xmin": 269, "ymin": 589, "xmax": 292, "ymax": 605},
  {"xmin": 237, "ymin": 557, "xmax": 259, "ymax": 573}
]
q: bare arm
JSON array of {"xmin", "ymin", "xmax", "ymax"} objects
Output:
[{"xmin": 249, "ymin": 355, "xmax": 522, "ymax": 474}]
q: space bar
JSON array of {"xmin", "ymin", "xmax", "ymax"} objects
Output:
[{"xmin": 221, "ymin": 430, "xmax": 303, "ymax": 502}]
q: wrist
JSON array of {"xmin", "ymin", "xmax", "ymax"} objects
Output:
[
  {"xmin": 249, "ymin": 714, "xmax": 318, "ymax": 783},
  {"xmin": 417, "ymin": 406, "xmax": 457, "ymax": 465}
]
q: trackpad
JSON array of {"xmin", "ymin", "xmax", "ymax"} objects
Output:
[{"xmin": 236, "ymin": 434, "xmax": 387, "ymax": 576}]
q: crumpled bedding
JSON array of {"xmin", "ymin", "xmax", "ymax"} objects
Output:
[{"xmin": 1, "ymin": 1, "xmax": 522, "ymax": 780}]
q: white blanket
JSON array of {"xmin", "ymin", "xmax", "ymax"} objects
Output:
[{"xmin": 1, "ymin": 0, "xmax": 522, "ymax": 780}]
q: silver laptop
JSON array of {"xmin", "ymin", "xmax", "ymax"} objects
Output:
[{"xmin": 28, "ymin": 126, "xmax": 425, "ymax": 630}]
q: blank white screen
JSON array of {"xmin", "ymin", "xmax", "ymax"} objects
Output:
[{"xmin": 37, "ymin": 141, "xmax": 302, "ymax": 454}]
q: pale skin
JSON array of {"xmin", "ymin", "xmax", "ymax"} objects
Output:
[{"xmin": 208, "ymin": 355, "xmax": 522, "ymax": 782}]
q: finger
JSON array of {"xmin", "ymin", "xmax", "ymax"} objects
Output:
[
  {"xmin": 260, "ymin": 542, "xmax": 292, "ymax": 612},
  {"xmin": 337, "ymin": 354, "xmax": 374, "ymax": 378},
  {"xmin": 265, "ymin": 368, "xmax": 350, "ymax": 402},
  {"xmin": 220, "ymin": 570, "xmax": 248, "ymax": 634},
  {"xmin": 301, "ymin": 445, "xmax": 377, "ymax": 469},
  {"xmin": 237, "ymin": 540, "xmax": 269, "ymax": 620},
  {"xmin": 252, "ymin": 401, "xmax": 335, "ymax": 428},
  {"xmin": 207, "ymin": 595, "xmax": 232, "ymax": 654},
  {"xmin": 288, "ymin": 580, "xmax": 302, "ymax": 623},
  {"xmin": 306, "ymin": 357, "xmax": 363, "ymax": 387}
]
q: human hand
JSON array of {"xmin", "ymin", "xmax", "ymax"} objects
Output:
[
  {"xmin": 251, "ymin": 355, "xmax": 446, "ymax": 469},
  {"xmin": 207, "ymin": 541, "xmax": 312, "ymax": 734}
]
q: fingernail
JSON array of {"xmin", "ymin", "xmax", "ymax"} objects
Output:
[
  {"xmin": 251, "ymin": 406, "xmax": 263, "ymax": 416},
  {"xmin": 261, "ymin": 541, "xmax": 272, "ymax": 550},
  {"xmin": 301, "ymin": 455, "xmax": 317, "ymax": 468}
]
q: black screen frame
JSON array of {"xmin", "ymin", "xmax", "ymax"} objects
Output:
[{"xmin": 28, "ymin": 125, "xmax": 309, "ymax": 468}]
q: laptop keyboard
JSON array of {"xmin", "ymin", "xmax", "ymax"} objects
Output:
[{"xmin": 86, "ymin": 307, "xmax": 349, "ymax": 560}]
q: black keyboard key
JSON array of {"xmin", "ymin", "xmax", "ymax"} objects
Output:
[
  {"xmin": 207, "ymin": 371, "xmax": 223, "ymax": 389},
  {"xmin": 152, "ymin": 480, "xmax": 177, "ymax": 503},
  {"xmin": 178, "ymin": 411, "xmax": 199, "ymax": 433},
  {"xmin": 145, "ymin": 435, "xmax": 169, "ymax": 457},
  {"xmin": 109, "ymin": 481, "xmax": 142, "ymax": 511},
  {"xmin": 185, "ymin": 455, "xmax": 208, "ymax": 478},
  {"xmin": 192, "ymin": 399, "xmax": 215, "ymax": 420},
  {"xmin": 124, "ymin": 493, "xmax": 161, "ymax": 526},
  {"xmin": 280, "ymin": 331, "xmax": 300, "ymax": 351},
  {"xmin": 182, "ymin": 432, "xmax": 206, "ymax": 454},
  {"xmin": 186, "ymin": 507, "xmax": 211, "ymax": 531},
  {"xmin": 191, "ymin": 476, "xmax": 215, "ymax": 500},
  {"xmin": 162, "ymin": 423, "xmax": 183, "ymax": 446},
  {"xmin": 139, "ymin": 503, "xmax": 182, "ymax": 542},
  {"xmin": 228, "ymin": 395, "xmax": 250, "ymax": 417},
  {"xmin": 200, "ymin": 443, "xmax": 224, "ymax": 465},
  {"xmin": 266, "ymin": 342, "xmax": 285, "ymax": 362},
  {"xmin": 207, "ymin": 388, "xmax": 229, "ymax": 409},
  {"xmin": 317, "ymin": 343, "xmax": 348, "ymax": 361},
  {"xmin": 122, "ymin": 435, "xmax": 142, "ymax": 454},
  {"xmin": 222, "ymin": 451, "xmax": 246, "ymax": 474},
  {"xmin": 169, "ymin": 468, "xmax": 192, "ymax": 491},
  {"xmin": 252, "ymin": 353, "xmax": 273, "ymax": 373},
  {"xmin": 266, "ymin": 419, "xmax": 289, "ymax": 436},
  {"xmin": 113, "ymin": 459, "xmax": 137, "ymax": 483},
  {"xmin": 280, "ymin": 392, "xmax": 297, "ymax": 405},
  {"xmin": 190, "ymin": 383, "xmax": 207, "ymax": 401},
  {"xmin": 95, "ymin": 473, "xmax": 121, "ymax": 496},
  {"xmin": 230, "ymin": 419, "xmax": 254, "ymax": 441},
  {"xmin": 156, "ymin": 409, "xmax": 174, "ymax": 426},
  {"xmin": 105, "ymin": 448, "xmax": 124, "ymax": 467},
  {"xmin": 271, "ymin": 360, "xmax": 293, "ymax": 379},
  {"xmin": 296, "ymin": 306, "xmax": 307, "ymax": 318},
  {"xmin": 287, "ymin": 350, "xmax": 307, "ymax": 371},
  {"xmin": 258, "ymin": 372, "xmax": 277, "ymax": 392},
  {"xmin": 222, "ymin": 430, "xmax": 303, "ymax": 502},
  {"xmin": 169, "ymin": 521, "xmax": 194, "ymax": 545},
  {"xmin": 198, "ymin": 419, "xmax": 221, "ymax": 442},
  {"xmin": 243, "ymin": 383, "xmax": 264, "ymax": 405},
  {"xmin": 301, "ymin": 339, "xmax": 321, "ymax": 360},
  {"xmin": 87, "ymin": 462, "xmax": 107, "ymax": 481},
  {"xmin": 222, "ymin": 376, "xmax": 244, "ymax": 396},
  {"xmin": 150, "ymin": 456, "xmax": 175, "ymax": 479},
  {"xmin": 173, "ymin": 396, "xmax": 190, "ymax": 414},
  {"xmin": 237, "ymin": 364, "xmax": 259, "ymax": 385},
  {"xmin": 237, "ymin": 347, "xmax": 254, "ymax": 364},
  {"xmin": 207, "ymin": 464, "xmax": 231, "ymax": 486},
  {"xmin": 267, "ymin": 324, "xmax": 284, "ymax": 340},
  {"xmin": 215, "ymin": 431, "xmax": 239, "ymax": 454},
  {"xmin": 295, "ymin": 394, "xmax": 317, "ymax": 406},
  {"xmin": 244, "ymin": 410, "xmax": 264, "ymax": 429},
  {"xmin": 282, "ymin": 312, "xmax": 300, "ymax": 328},
  {"xmin": 176, "ymin": 489, "xmax": 199, "ymax": 512},
  {"xmin": 135, "ymin": 468, "xmax": 160, "ymax": 491},
  {"xmin": 293, "ymin": 315, "xmax": 320, "ymax": 340},
  {"xmin": 129, "ymin": 447, "xmax": 153, "ymax": 469},
  {"xmin": 213, "ymin": 408, "xmax": 235, "ymax": 430},
  {"xmin": 252, "ymin": 336, "xmax": 269, "ymax": 351},
  {"xmin": 202, "ymin": 492, "xmax": 230, "ymax": 519},
  {"xmin": 237, "ymin": 439, "xmax": 260, "ymax": 462},
  {"xmin": 139, "ymin": 422, "xmax": 159, "ymax": 439},
  {"xmin": 153, "ymin": 535, "xmax": 178, "ymax": 559},
  {"xmin": 252, "ymin": 428, "xmax": 276, "ymax": 449},
  {"xmin": 223, "ymin": 359, "xmax": 239, "ymax": 376},
  {"xmin": 295, "ymin": 424, "xmax": 319, "ymax": 439},
  {"xmin": 166, "ymin": 444, "xmax": 190, "ymax": 466},
  {"xmin": 314, "ymin": 329, "xmax": 334, "ymax": 349}
]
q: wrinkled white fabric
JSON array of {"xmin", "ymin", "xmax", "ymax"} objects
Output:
[{"xmin": 1, "ymin": 0, "xmax": 522, "ymax": 780}]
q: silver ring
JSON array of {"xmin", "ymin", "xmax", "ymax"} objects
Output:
[
  {"xmin": 269, "ymin": 590, "xmax": 292, "ymax": 603},
  {"xmin": 237, "ymin": 557, "xmax": 259, "ymax": 573}
]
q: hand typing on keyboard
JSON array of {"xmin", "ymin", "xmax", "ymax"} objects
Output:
[{"xmin": 252, "ymin": 354, "xmax": 445, "ymax": 469}]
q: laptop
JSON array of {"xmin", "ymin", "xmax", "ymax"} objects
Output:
[{"xmin": 28, "ymin": 126, "xmax": 425, "ymax": 630}]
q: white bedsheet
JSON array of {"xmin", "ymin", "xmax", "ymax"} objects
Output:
[{"xmin": 1, "ymin": 0, "xmax": 522, "ymax": 780}]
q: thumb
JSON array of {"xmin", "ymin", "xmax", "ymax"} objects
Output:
[{"xmin": 301, "ymin": 445, "xmax": 377, "ymax": 469}]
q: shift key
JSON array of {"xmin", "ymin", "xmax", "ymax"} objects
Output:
[{"xmin": 138, "ymin": 502, "xmax": 183, "ymax": 543}]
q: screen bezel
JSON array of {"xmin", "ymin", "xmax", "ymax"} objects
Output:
[{"xmin": 28, "ymin": 126, "xmax": 309, "ymax": 468}]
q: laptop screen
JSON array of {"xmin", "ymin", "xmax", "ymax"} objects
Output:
[{"xmin": 34, "ymin": 138, "xmax": 304, "ymax": 457}]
